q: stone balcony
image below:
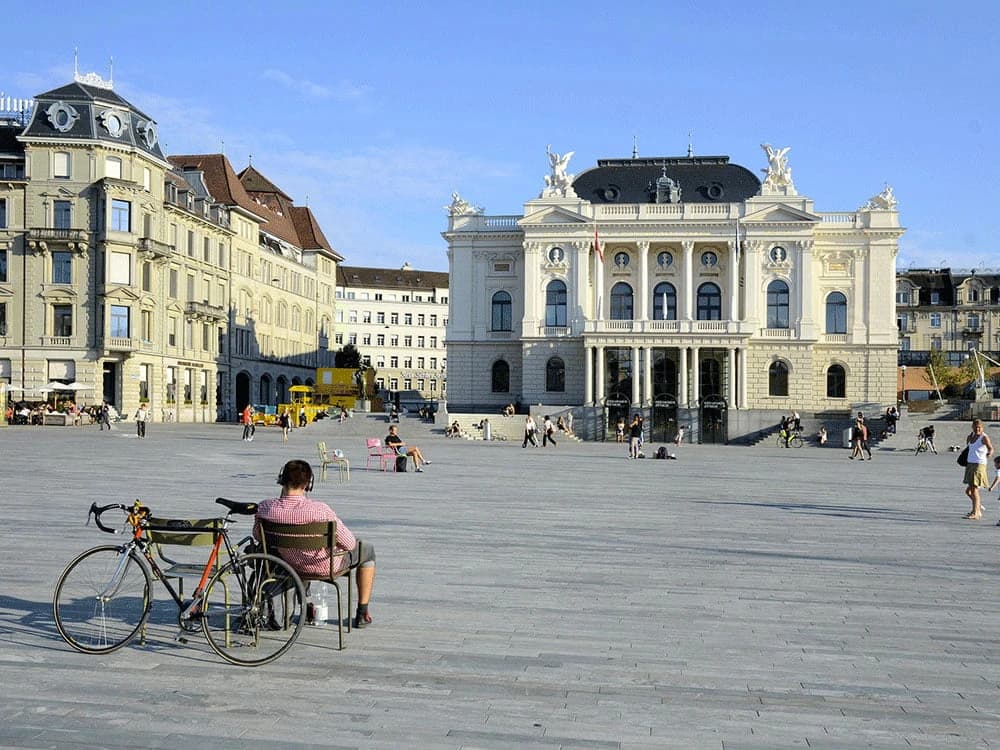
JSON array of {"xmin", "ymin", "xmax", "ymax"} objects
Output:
[
  {"xmin": 26, "ymin": 228, "xmax": 89, "ymax": 254},
  {"xmin": 185, "ymin": 300, "xmax": 227, "ymax": 322},
  {"xmin": 138, "ymin": 236, "xmax": 174, "ymax": 261}
]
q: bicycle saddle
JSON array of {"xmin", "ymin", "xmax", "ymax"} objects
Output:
[{"xmin": 215, "ymin": 497, "xmax": 259, "ymax": 515}]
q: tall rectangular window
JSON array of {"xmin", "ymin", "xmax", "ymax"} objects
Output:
[
  {"xmin": 184, "ymin": 369, "xmax": 193, "ymax": 402},
  {"xmin": 53, "ymin": 304, "xmax": 73, "ymax": 336},
  {"xmin": 187, "ymin": 230, "xmax": 195, "ymax": 257},
  {"xmin": 168, "ymin": 317, "xmax": 177, "ymax": 346},
  {"xmin": 105, "ymin": 156, "xmax": 122, "ymax": 179},
  {"xmin": 54, "ymin": 151, "xmax": 71, "ymax": 178},
  {"xmin": 141, "ymin": 262, "xmax": 152, "ymax": 292},
  {"xmin": 166, "ymin": 366, "xmax": 176, "ymax": 403},
  {"xmin": 109, "ymin": 305, "xmax": 130, "ymax": 338},
  {"xmin": 169, "ymin": 269, "xmax": 178, "ymax": 297},
  {"xmin": 0, "ymin": 248, "xmax": 6, "ymax": 282},
  {"xmin": 0, "ymin": 198, "xmax": 6, "ymax": 228},
  {"xmin": 139, "ymin": 364, "xmax": 150, "ymax": 401},
  {"xmin": 0, "ymin": 302, "xmax": 6, "ymax": 336},
  {"xmin": 109, "ymin": 251, "xmax": 131, "ymax": 284},
  {"xmin": 142, "ymin": 167, "xmax": 151, "ymax": 192},
  {"xmin": 186, "ymin": 274, "xmax": 195, "ymax": 300},
  {"xmin": 54, "ymin": 200, "xmax": 71, "ymax": 229},
  {"xmin": 141, "ymin": 309, "xmax": 152, "ymax": 341},
  {"xmin": 111, "ymin": 199, "xmax": 131, "ymax": 232},
  {"xmin": 185, "ymin": 321, "xmax": 193, "ymax": 348},
  {"xmin": 52, "ymin": 251, "xmax": 72, "ymax": 284}
]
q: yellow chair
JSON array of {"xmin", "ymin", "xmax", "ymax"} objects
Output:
[{"xmin": 317, "ymin": 441, "xmax": 350, "ymax": 482}]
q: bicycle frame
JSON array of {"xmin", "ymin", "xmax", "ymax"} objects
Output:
[{"xmin": 93, "ymin": 500, "xmax": 250, "ymax": 624}]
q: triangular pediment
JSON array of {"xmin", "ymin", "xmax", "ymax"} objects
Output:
[
  {"xmin": 39, "ymin": 287, "xmax": 79, "ymax": 300},
  {"xmin": 742, "ymin": 203, "xmax": 819, "ymax": 224},
  {"xmin": 166, "ymin": 302, "xmax": 184, "ymax": 313},
  {"xmin": 0, "ymin": 286, "xmax": 13, "ymax": 298},
  {"xmin": 102, "ymin": 285, "xmax": 142, "ymax": 302},
  {"xmin": 520, "ymin": 205, "xmax": 589, "ymax": 226}
]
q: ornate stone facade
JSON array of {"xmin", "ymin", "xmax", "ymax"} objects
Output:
[
  {"xmin": 0, "ymin": 78, "xmax": 341, "ymax": 421},
  {"xmin": 444, "ymin": 150, "xmax": 902, "ymax": 442}
]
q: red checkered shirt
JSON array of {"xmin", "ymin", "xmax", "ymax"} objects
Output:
[{"xmin": 254, "ymin": 495, "xmax": 357, "ymax": 576}]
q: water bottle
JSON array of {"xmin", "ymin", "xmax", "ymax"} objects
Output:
[{"xmin": 314, "ymin": 586, "xmax": 329, "ymax": 628}]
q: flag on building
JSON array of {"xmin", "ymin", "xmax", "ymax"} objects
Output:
[{"xmin": 594, "ymin": 225, "xmax": 603, "ymax": 263}]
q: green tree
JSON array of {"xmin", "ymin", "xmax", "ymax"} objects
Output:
[
  {"xmin": 924, "ymin": 350, "xmax": 957, "ymax": 395},
  {"xmin": 334, "ymin": 344, "xmax": 362, "ymax": 369}
]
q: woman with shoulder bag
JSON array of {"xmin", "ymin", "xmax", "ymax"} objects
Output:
[{"xmin": 962, "ymin": 418, "xmax": 994, "ymax": 520}]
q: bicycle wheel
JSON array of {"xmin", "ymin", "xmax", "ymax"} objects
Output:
[
  {"xmin": 201, "ymin": 552, "xmax": 305, "ymax": 667},
  {"xmin": 791, "ymin": 435, "xmax": 804, "ymax": 448},
  {"xmin": 53, "ymin": 545, "xmax": 152, "ymax": 654}
]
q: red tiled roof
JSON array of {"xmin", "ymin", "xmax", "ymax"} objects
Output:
[{"xmin": 168, "ymin": 154, "xmax": 262, "ymax": 220}]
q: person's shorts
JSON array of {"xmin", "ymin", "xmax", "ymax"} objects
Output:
[
  {"xmin": 347, "ymin": 541, "xmax": 376, "ymax": 569},
  {"xmin": 964, "ymin": 463, "xmax": 989, "ymax": 488}
]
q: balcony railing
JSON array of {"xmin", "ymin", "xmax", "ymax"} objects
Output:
[
  {"xmin": 584, "ymin": 319, "xmax": 745, "ymax": 335},
  {"xmin": 185, "ymin": 301, "xmax": 227, "ymax": 322},
  {"xmin": 138, "ymin": 236, "xmax": 174, "ymax": 259},
  {"xmin": 27, "ymin": 228, "xmax": 88, "ymax": 242},
  {"xmin": 759, "ymin": 328, "xmax": 792, "ymax": 338},
  {"xmin": 106, "ymin": 337, "xmax": 137, "ymax": 352},
  {"xmin": 41, "ymin": 336, "xmax": 73, "ymax": 346}
]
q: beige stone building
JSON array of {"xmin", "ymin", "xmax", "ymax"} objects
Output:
[
  {"xmin": 334, "ymin": 264, "xmax": 449, "ymax": 404},
  {"xmin": 0, "ymin": 73, "xmax": 340, "ymax": 422},
  {"xmin": 444, "ymin": 147, "xmax": 903, "ymax": 441},
  {"xmin": 896, "ymin": 267, "xmax": 1000, "ymax": 373}
]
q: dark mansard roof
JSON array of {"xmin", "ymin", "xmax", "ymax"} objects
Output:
[{"xmin": 571, "ymin": 155, "xmax": 761, "ymax": 205}]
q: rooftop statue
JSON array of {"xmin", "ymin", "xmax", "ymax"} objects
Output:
[
  {"xmin": 760, "ymin": 143, "xmax": 796, "ymax": 194},
  {"xmin": 446, "ymin": 192, "xmax": 484, "ymax": 216},
  {"xmin": 541, "ymin": 145, "xmax": 578, "ymax": 198},
  {"xmin": 860, "ymin": 183, "xmax": 898, "ymax": 211}
]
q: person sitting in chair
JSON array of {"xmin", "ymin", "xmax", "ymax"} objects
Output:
[
  {"xmin": 255, "ymin": 459, "xmax": 376, "ymax": 629},
  {"xmin": 385, "ymin": 424, "xmax": 430, "ymax": 472}
]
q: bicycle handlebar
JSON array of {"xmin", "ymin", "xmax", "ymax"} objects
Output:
[{"xmin": 88, "ymin": 502, "xmax": 128, "ymax": 534}]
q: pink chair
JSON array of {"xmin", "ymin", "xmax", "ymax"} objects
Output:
[{"xmin": 365, "ymin": 438, "xmax": 395, "ymax": 472}]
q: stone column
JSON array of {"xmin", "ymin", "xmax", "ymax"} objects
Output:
[
  {"xmin": 727, "ymin": 239, "xmax": 739, "ymax": 323},
  {"xmin": 595, "ymin": 345, "xmax": 605, "ymax": 403},
  {"xmin": 797, "ymin": 239, "xmax": 815, "ymax": 338},
  {"xmin": 637, "ymin": 241, "xmax": 650, "ymax": 322},
  {"xmin": 739, "ymin": 347, "xmax": 748, "ymax": 408},
  {"xmin": 727, "ymin": 347, "xmax": 736, "ymax": 407},
  {"xmin": 690, "ymin": 346, "xmax": 700, "ymax": 404},
  {"xmin": 631, "ymin": 346, "xmax": 640, "ymax": 406},
  {"xmin": 644, "ymin": 345, "xmax": 653, "ymax": 405},
  {"xmin": 681, "ymin": 241, "xmax": 694, "ymax": 321},
  {"xmin": 584, "ymin": 345, "xmax": 593, "ymax": 405},
  {"xmin": 678, "ymin": 346, "xmax": 688, "ymax": 408}
]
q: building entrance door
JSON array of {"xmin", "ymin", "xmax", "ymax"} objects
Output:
[
  {"xmin": 699, "ymin": 394, "xmax": 728, "ymax": 444},
  {"xmin": 102, "ymin": 362, "xmax": 118, "ymax": 408},
  {"xmin": 650, "ymin": 394, "xmax": 678, "ymax": 443},
  {"xmin": 603, "ymin": 393, "xmax": 630, "ymax": 442}
]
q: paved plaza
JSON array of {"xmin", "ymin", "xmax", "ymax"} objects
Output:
[{"xmin": 1, "ymin": 413, "xmax": 999, "ymax": 749}]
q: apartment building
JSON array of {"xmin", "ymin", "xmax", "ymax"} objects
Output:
[{"xmin": 334, "ymin": 264, "xmax": 448, "ymax": 402}]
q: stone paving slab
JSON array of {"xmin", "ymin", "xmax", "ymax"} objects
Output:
[{"xmin": 1, "ymin": 414, "xmax": 999, "ymax": 748}]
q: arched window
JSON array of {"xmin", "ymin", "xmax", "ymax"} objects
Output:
[
  {"xmin": 766, "ymin": 280, "xmax": 789, "ymax": 329},
  {"xmin": 546, "ymin": 357, "xmax": 565, "ymax": 392},
  {"xmin": 610, "ymin": 282, "xmax": 633, "ymax": 320},
  {"xmin": 826, "ymin": 292, "xmax": 847, "ymax": 334},
  {"xmin": 699, "ymin": 358, "xmax": 721, "ymax": 399},
  {"xmin": 769, "ymin": 361, "xmax": 789, "ymax": 396},
  {"xmin": 491, "ymin": 359, "xmax": 510, "ymax": 392},
  {"xmin": 827, "ymin": 364, "xmax": 846, "ymax": 398},
  {"xmin": 652, "ymin": 282, "xmax": 677, "ymax": 320},
  {"xmin": 491, "ymin": 290, "xmax": 512, "ymax": 331},
  {"xmin": 697, "ymin": 282, "xmax": 722, "ymax": 320},
  {"xmin": 545, "ymin": 280, "xmax": 567, "ymax": 326},
  {"xmin": 259, "ymin": 374, "xmax": 272, "ymax": 405},
  {"xmin": 276, "ymin": 376, "xmax": 288, "ymax": 405}
]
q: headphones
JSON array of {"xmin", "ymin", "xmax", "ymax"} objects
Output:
[{"xmin": 277, "ymin": 460, "xmax": 314, "ymax": 492}]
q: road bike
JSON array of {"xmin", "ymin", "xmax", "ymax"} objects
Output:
[{"xmin": 53, "ymin": 498, "xmax": 306, "ymax": 666}]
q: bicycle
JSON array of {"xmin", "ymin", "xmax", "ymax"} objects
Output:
[
  {"xmin": 776, "ymin": 430, "xmax": 804, "ymax": 448},
  {"xmin": 53, "ymin": 497, "xmax": 307, "ymax": 667},
  {"xmin": 915, "ymin": 434, "xmax": 929, "ymax": 454}
]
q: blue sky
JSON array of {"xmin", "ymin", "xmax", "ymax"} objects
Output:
[{"xmin": 6, "ymin": 1, "xmax": 998, "ymax": 273}]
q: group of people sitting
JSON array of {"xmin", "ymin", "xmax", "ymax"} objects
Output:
[{"xmin": 6, "ymin": 400, "xmax": 111, "ymax": 426}]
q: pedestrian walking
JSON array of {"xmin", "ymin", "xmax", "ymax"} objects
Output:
[
  {"xmin": 542, "ymin": 415, "xmax": 557, "ymax": 447},
  {"xmin": 962, "ymin": 418, "xmax": 994, "ymax": 520},
  {"xmin": 134, "ymin": 403, "xmax": 149, "ymax": 439},
  {"xmin": 522, "ymin": 415, "xmax": 538, "ymax": 447}
]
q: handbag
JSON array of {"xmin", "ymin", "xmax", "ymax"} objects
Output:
[{"xmin": 957, "ymin": 446, "xmax": 969, "ymax": 467}]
